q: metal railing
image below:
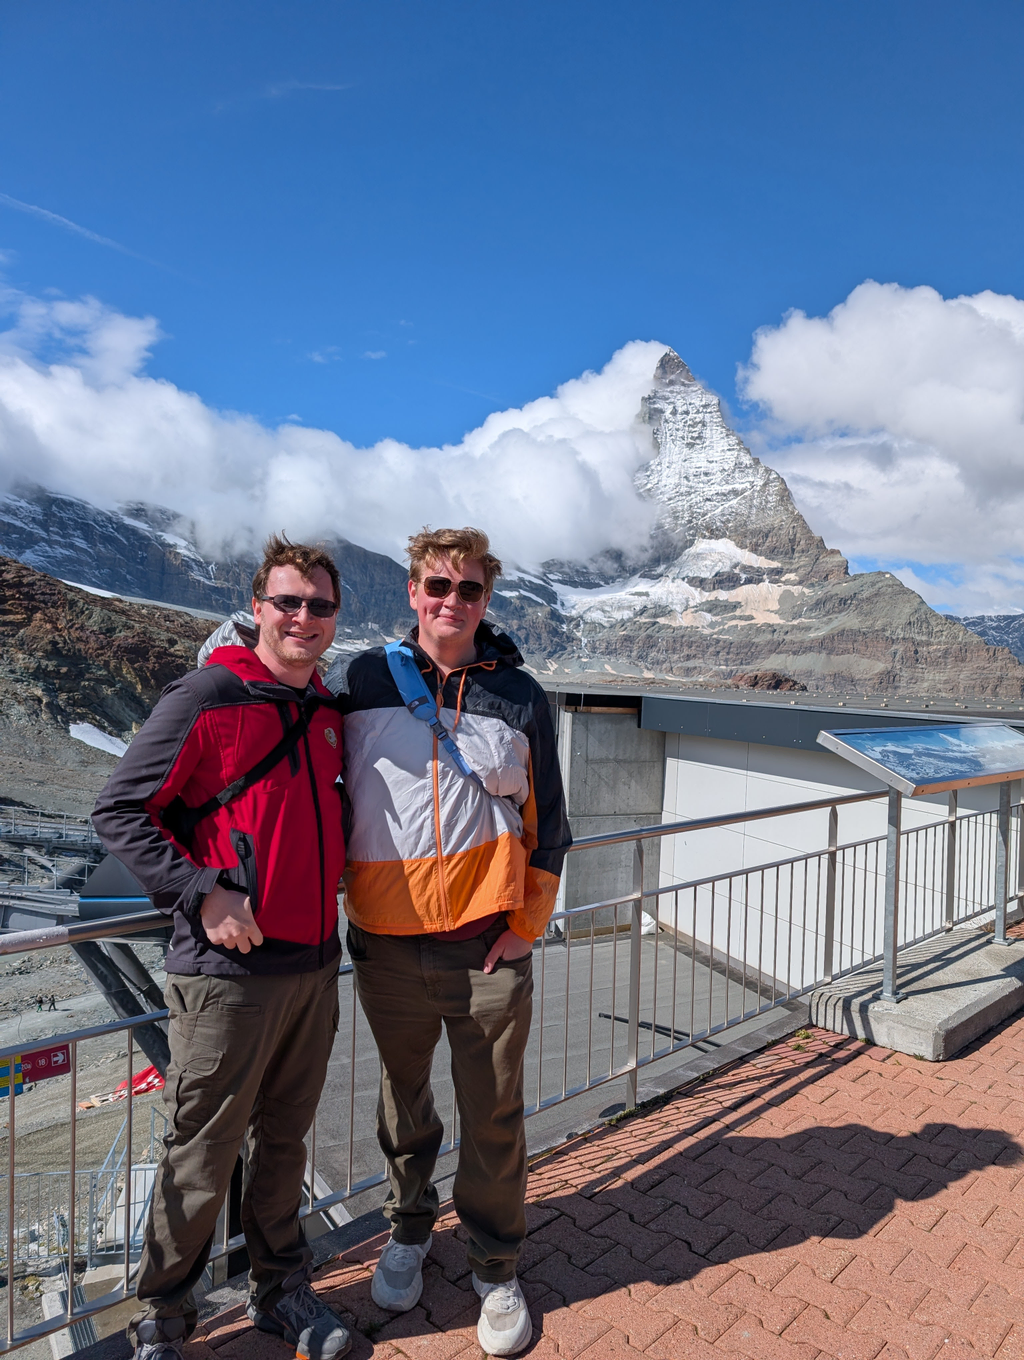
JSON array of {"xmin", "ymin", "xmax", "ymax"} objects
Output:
[
  {"xmin": 1, "ymin": 786, "xmax": 1021, "ymax": 1352},
  {"xmin": 7, "ymin": 1108, "xmax": 165, "ymax": 1268},
  {"xmin": 0, "ymin": 810, "xmax": 99, "ymax": 851}
]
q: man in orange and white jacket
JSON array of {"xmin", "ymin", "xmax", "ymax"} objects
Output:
[{"xmin": 326, "ymin": 526, "xmax": 570, "ymax": 1358}]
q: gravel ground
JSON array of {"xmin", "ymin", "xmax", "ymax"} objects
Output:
[{"xmin": 1, "ymin": 941, "xmax": 170, "ymax": 1162}]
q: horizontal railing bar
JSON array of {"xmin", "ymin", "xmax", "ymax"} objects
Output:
[
  {"xmin": 0, "ymin": 909, "xmax": 167, "ymax": 955},
  {"xmin": 566, "ymin": 789, "xmax": 884, "ymax": 852},
  {"xmin": 0, "ymin": 794, "xmax": 1008, "ymax": 960},
  {"xmin": 569, "ymin": 792, "xmax": 1021, "ymax": 856},
  {"xmin": 0, "ymin": 1009, "xmax": 168, "ymax": 1063},
  {"xmin": 0, "ymin": 1283, "xmax": 133, "ymax": 1354}
]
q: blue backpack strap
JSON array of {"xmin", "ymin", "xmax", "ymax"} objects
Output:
[{"xmin": 384, "ymin": 642, "xmax": 485, "ymax": 788}]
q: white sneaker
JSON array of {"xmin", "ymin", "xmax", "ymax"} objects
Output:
[
  {"xmin": 370, "ymin": 1234, "xmax": 432, "ymax": 1311},
  {"xmin": 473, "ymin": 1274, "xmax": 532, "ymax": 1356}
]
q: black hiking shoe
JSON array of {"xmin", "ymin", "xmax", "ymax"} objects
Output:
[
  {"xmin": 132, "ymin": 1316, "xmax": 187, "ymax": 1360},
  {"xmin": 247, "ymin": 1270, "xmax": 351, "ymax": 1359}
]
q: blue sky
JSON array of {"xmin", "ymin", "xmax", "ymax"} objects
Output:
[{"xmin": 2, "ymin": 2, "xmax": 1024, "ymax": 610}]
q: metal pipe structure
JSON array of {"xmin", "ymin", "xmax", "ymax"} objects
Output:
[{"xmin": 70, "ymin": 942, "xmax": 170, "ymax": 1074}]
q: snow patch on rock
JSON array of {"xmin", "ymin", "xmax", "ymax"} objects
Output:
[
  {"xmin": 673, "ymin": 538, "xmax": 779, "ymax": 577},
  {"xmin": 69, "ymin": 723, "xmax": 128, "ymax": 757}
]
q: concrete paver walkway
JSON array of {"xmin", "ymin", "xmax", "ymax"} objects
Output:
[{"xmin": 181, "ymin": 1012, "xmax": 1024, "ymax": 1359}]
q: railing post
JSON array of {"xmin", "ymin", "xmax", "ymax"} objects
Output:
[
  {"xmin": 624, "ymin": 838, "xmax": 644, "ymax": 1109},
  {"xmin": 87, "ymin": 1173, "xmax": 96, "ymax": 1268},
  {"xmin": 1017, "ymin": 783, "xmax": 1024, "ymax": 922},
  {"xmin": 944, "ymin": 790, "xmax": 958, "ymax": 930},
  {"xmin": 823, "ymin": 804, "xmax": 838, "ymax": 981},
  {"xmin": 7, "ymin": 1064, "xmax": 15, "ymax": 1346},
  {"xmin": 881, "ymin": 788, "xmax": 903, "ymax": 1003},
  {"xmin": 995, "ymin": 782, "xmax": 1011, "ymax": 945}
]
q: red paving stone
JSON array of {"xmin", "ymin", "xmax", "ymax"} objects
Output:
[{"xmin": 192, "ymin": 1002, "xmax": 1024, "ymax": 1358}]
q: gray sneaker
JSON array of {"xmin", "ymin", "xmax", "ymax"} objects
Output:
[
  {"xmin": 132, "ymin": 1316, "xmax": 186, "ymax": 1360},
  {"xmin": 473, "ymin": 1274, "xmax": 532, "ymax": 1357},
  {"xmin": 247, "ymin": 1270, "xmax": 351, "ymax": 1359},
  {"xmin": 370, "ymin": 1233, "xmax": 433, "ymax": 1311}
]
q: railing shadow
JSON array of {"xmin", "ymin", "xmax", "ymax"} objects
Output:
[{"xmin": 315, "ymin": 1037, "xmax": 1023, "ymax": 1352}]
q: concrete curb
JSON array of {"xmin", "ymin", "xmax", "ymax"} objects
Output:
[{"xmin": 809, "ymin": 928, "xmax": 1024, "ymax": 1060}]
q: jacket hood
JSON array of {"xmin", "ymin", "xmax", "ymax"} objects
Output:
[
  {"xmin": 205, "ymin": 645, "xmax": 333, "ymax": 698},
  {"xmin": 404, "ymin": 620, "xmax": 525, "ymax": 670}
]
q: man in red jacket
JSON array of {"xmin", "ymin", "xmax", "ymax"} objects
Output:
[{"xmin": 92, "ymin": 535, "xmax": 350, "ymax": 1360}]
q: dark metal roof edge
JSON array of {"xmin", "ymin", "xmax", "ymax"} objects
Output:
[
  {"xmin": 540, "ymin": 682, "xmax": 1024, "ymax": 752},
  {"xmin": 639, "ymin": 695, "xmax": 1024, "ymax": 752}
]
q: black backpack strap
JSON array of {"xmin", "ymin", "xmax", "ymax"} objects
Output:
[{"xmin": 166, "ymin": 696, "xmax": 322, "ymax": 844}]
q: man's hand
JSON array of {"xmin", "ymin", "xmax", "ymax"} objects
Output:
[
  {"xmin": 200, "ymin": 884, "xmax": 264, "ymax": 953},
  {"xmin": 482, "ymin": 928, "xmax": 533, "ymax": 974}
]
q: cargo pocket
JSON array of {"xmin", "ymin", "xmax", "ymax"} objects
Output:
[{"xmin": 171, "ymin": 1000, "xmax": 263, "ymax": 1136}]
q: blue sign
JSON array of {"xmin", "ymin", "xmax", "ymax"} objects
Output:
[{"xmin": 817, "ymin": 723, "xmax": 1024, "ymax": 796}]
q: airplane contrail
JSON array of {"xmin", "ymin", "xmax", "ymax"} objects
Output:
[{"xmin": 0, "ymin": 192, "xmax": 182, "ymax": 276}]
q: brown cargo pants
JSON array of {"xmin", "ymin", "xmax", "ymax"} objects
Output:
[
  {"xmin": 347, "ymin": 918, "xmax": 533, "ymax": 1283},
  {"xmin": 130, "ymin": 961, "xmax": 340, "ymax": 1340}
]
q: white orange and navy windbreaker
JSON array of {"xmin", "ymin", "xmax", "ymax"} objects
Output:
[{"xmin": 326, "ymin": 623, "xmax": 571, "ymax": 942}]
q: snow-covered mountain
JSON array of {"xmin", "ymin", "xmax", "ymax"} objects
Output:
[
  {"xmin": 953, "ymin": 615, "xmax": 1024, "ymax": 665},
  {"xmin": 0, "ymin": 485, "xmax": 412, "ymax": 642},
  {"xmin": 487, "ymin": 350, "xmax": 1024, "ymax": 700},
  {"xmin": 2, "ymin": 348, "xmax": 1023, "ymax": 703},
  {"xmin": 637, "ymin": 351, "xmax": 846, "ymax": 581}
]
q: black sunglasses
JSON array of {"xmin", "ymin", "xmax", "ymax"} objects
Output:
[
  {"xmin": 259, "ymin": 594, "xmax": 339, "ymax": 618},
  {"xmin": 421, "ymin": 576, "xmax": 486, "ymax": 603}
]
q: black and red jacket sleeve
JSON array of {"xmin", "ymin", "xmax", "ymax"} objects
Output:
[
  {"xmin": 91, "ymin": 675, "xmax": 220, "ymax": 916},
  {"xmin": 507, "ymin": 679, "xmax": 573, "ymax": 941}
]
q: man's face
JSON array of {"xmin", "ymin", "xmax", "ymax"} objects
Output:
[
  {"xmin": 409, "ymin": 555, "xmax": 490, "ymax": 653},
  {"xmin": 252, "ymin": 564, "xmax": 337, "ymax": 673}
]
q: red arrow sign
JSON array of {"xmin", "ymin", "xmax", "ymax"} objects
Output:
[{"xmin": 19, "ymin": 1043, "xmax": 71, "ymax": 1082}]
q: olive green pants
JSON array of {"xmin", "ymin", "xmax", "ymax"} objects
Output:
[
  {"xmin": 130, "ymin": 962, "xmax": 340, "ymax": 1341},
  {"xmin": 347, "ymin": 920, "xmax": 533, "ymax": 1283}
]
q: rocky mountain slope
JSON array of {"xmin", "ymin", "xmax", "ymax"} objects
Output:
[
  {"xmin": 0, "ymin": 556, "xmax": 212, "ymax": 812},
  {"xmin": 2, "ymin": 348, "xmax": 1023, "ymax": 705}
]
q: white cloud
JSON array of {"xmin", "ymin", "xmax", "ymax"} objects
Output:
[
  {"xmin": 0, "ymin": 284, "xmax": 665, "ymax": 570},
  {"xmin": 362, "ymin": 350, "xmax": 386, "ymax": 360},
  {"xmin": 741, "ymin": 280, "xmax": 1024, "ymax": 613}
]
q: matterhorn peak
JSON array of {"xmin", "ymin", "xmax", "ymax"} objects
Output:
[
  {"xmin": 653, "ymin": 350, "xmax": 696, "ymax": 386},
  {"xmin": 635, "ymin": 350, "xmax": 847, "ymax": 584}
]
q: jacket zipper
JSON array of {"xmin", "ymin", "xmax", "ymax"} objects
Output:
[
  {"xmin": 431, "ymin": 680, "xmax": 452, "ymax": 930},
  {"xmin": 231, "ymin": 830, "xmax": 259, "ymax": 912},
  {"xmin": 301, "ymin": 715, "xmax": 327, "ymax": 969}
]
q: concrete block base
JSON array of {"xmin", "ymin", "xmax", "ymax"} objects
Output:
[{"xmin": 809, "ymin": 928, "xmax": 1024, "ymax": 1061}]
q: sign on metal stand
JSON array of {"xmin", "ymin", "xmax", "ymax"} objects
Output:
[{"xmin": 818, "ymin": 723, "xmax": 1024, "ymax": 1004}]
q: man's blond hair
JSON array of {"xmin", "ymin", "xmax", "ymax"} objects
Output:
[{"xmin": 407, "ymin": 526, "xmax": 502, "ymax": 593}]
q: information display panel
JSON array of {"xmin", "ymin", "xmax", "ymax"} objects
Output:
[{"xmin": 816, "ymin": 723, "xmax": 1024, "ymax": 796}]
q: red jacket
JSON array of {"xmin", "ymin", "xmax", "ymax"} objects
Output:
[{"xmin": 92, "ymin": 647, "xmax": 345, "ymax": 976}]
